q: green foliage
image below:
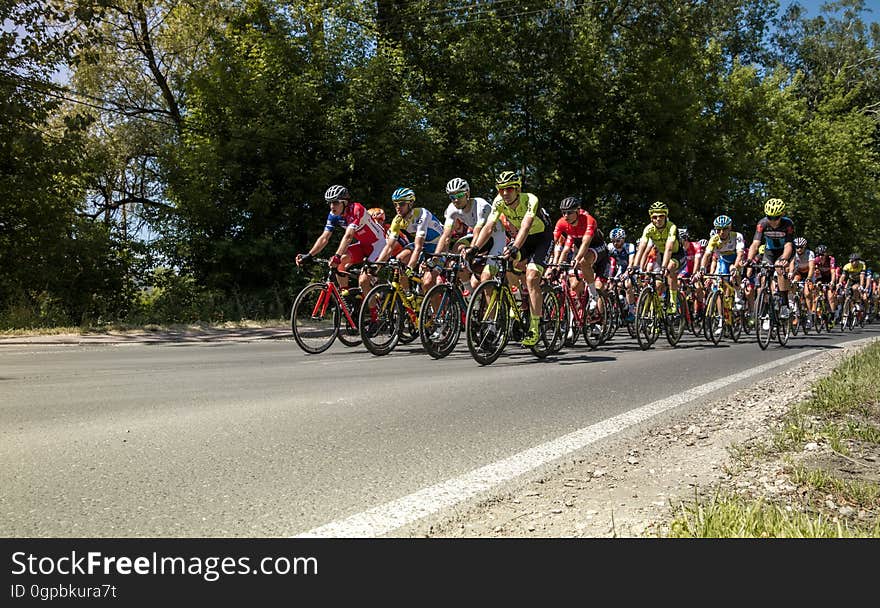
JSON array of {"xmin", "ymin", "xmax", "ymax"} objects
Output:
[{"xmin": 2, "ymin": 0, "xmax": 879, "ymax": 323}]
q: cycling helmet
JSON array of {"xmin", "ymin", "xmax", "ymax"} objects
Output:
[
  {"xmin": 794, "ymin": 237, "xmax": 807, "ymax": 248},
  {"xmin": 758, "ymin": 244, "xmax": 766, "ymax": 255},
  {"xmin": 677, "ymin": 227, "xmax": 690, "ymax": 241},
  {"xmin": 495, "ymin": 170, "xmax": 521, "ymax": 189},
  {"xmin": 559, "ymin": 196, "xmax": 582, "ymax": 213},
  {"xmin": 709, "ymin": 228, "xmax": 718, "ymax": 237},
  {"xmin": 815, "ymin": 244, "xmax": 828, "ymax": 255},
  {"xmin": 324, "ymin": 184, "xmax": 350, "ymax": 202},
  {"xmin": 445, "ymin": 177, "xmax": 469, "ymax": 195},
  {"xmin": 698, "ymin": 239, "xmax": 708, "ymax": 248},
  {"xmin": 648, "ymin": 201, "xmax": 668, "ymax": 216},
  {"xmin": 367, "ymin": 207, "xmax": 386, "ymax": 223},
  {"xmin": 609, "ymin": 227, "xmax": 626, "ymax": 241},
  {"xmin": 764, "ymin": 198, "xmax": 785, "ymax": 217},
  {"xmin": 391, "ymin": 187, "xmax": 416, "ymax": 204},
  {"xmin": 850, "ymin": 252, "xmax": 860, "ymax": 262},
  {"xmin": 713, "ymin": 214, "xmax": 733, "ymax": 229},
  {"xmin": 446, "ymin": 178, "xmax": 470, "ymax": 209}
]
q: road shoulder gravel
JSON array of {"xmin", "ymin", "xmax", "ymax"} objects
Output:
[{"xmin": 404, "ymin": 338, "xmax": 878, "ymax": 537}]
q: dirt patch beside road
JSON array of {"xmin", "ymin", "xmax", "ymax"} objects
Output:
[{"xmin": 406, "ymin": 339, "xmax": 878, "ymax": 537}]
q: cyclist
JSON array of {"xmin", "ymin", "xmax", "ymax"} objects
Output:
[
  {"xmin": 373, "ymin": 187, "xmax": 444, "ymax": 294},
  {"xmin": 549, "ymin": 196, "xmax": 608, "ymax": 312},
  {"xmin": 606, "ymin": 227, "xmax": 637, "ymax": 321},
  {"xmin": 811, "ymin": 244, "xmax": 839, "ymax": 325},
  {"xmin": 695, "ymin": 215, "xmax": 746, "ymax": 309},
  {"xmin": 467, "ymin": 170, "xmax": 554, "ymax": 347},
  {"xmin": 434, "ymin": 177, "xmax": 506, "ymax": 290},
  {"xmin": 788, "ymin": 237, "xmax": 816, "ymax": 328},
  {"xmin": 840, "ymin": 252, "xmax": 867, "ymax": 315},
  {"xmin": 746, "ymin": 198, "xmax": 795, "ymax": 318},
  {"xmin": 632, "ymin": 201, "xmax": 687, "ymax": 314},
  {"xmin": 679, "ymin": 227, "xmax": 707, "ymax": 316},
  {"xmin": 296, "ymin": 184, "xmax": 387, "ymax": 295}
]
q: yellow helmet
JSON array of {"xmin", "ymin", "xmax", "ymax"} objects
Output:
[
  {"xmin": 495, "ymin": 170, "xmax": 521, "ymax": 189},
  {"xmin": 764, "ymin": 198, "xmax": 785, "ymax": 217},
  {"xmin": 648, "ymin": 201, "xmax": 668, "ymax": 216},
  {"xmin": 758, "ymin": 244, "xmax": 766, "ymax": 255}
]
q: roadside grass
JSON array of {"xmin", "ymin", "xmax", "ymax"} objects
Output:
[
  {"xmin": 665, "ymin": 340, "xmax": 880, "ymax": 538},
  {"xmin": 665, "ymin": 493, "xmax": 880, "ymax": 538}
]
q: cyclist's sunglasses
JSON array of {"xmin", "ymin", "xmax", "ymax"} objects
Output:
[
  {"xmin": 650, "ymin": 214, "xmax": 666, "ymax": 220},
  {"xmin": 767, "ymin": 215, "xmax": 781, "ymax": 221},
  {"xmin": 497, "ymin": 185, "xmax": 518, "ymax": 193},
  {"xmin": 448, "ymin": 191, "xmax": 467, "ymax": 200}
]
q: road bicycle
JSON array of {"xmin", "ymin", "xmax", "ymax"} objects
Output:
[
  {"xmin": 812, "ymin": 281, "xmax": 834, "ymax": 333},
  {"xmin": 632, "ymin": 269, "xmax": 686, "ymax": 350},
  {"xmin": 290, "ymin": 259, "xmax": 365, "ymax": 354},
  {"xmin": 789, "ymin": 280, "xmax": 811, "ymax": 336},
  {"xmin": 547, "ymin": 262, "xmax": 609, "ymax": 351},
  {"xmin": 839, "ymin": 285, "xmax": 867, "ymax": 331},
  {"xmin": 465, "ymin": 255, "xmax": 560, "ymax": 365},
  {"xmin": 750, "ymin": 261, "xmax": 792, "ymax": 350},
  {"xmin": 605, "ymin": 275, "xmax": 637, "ymax": 341},
  {"xmin": 702, "ymin": 273, "xmax": 743, "ymax": 345},
  {"xmin": 418, "ymin": 252, "xmax": 470, "ymax": 359},
  {"xmin": 359, "ymin": 258, "xmax": 424, "ymax": 356},
  {"xmin": 678, "ymin": 276, "xmax": 704, "ymax": 338}
]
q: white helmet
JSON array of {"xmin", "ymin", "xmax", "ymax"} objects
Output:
[
  {"xmin": 324, "ymin": 184, "xmax": 349, "ymax": 202},
  {"xmin": 445, "ymin": 177, "xmax": 469, "ymax": 194}
]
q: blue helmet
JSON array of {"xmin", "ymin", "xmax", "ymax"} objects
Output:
[
  {"xmin": 713, "ymin": 214, "xmax": 733, "ymax": 229},
  {"xmin": 391, "ymin": 187, "xmax": 416, "ymax": 204},
  {"xmin": 609, "ymin": 227, "xmax": 626, "ymax": 241}
]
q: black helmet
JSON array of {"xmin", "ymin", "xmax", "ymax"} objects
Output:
[
  {"xmin": 815, "ymin": 244, "xmax": 827, "ymax": 255},
  {"xmin": 559, "ymin": 196, "xmax": 581, "ymax": 213}
]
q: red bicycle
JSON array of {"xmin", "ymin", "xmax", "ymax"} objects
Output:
[{"xmin": 291, "ymin": 259, "xmax": 364, "ymax": 354}]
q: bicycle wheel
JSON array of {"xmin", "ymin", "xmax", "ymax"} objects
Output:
[
  {"xmin": 465, "ymin": 280, "xmax": 510, "ymax": 365},
  {"xmin": 729, "ymin": 303, "xmax": 743, "ymax": 343},
  {"xmin": 704, "ymin": 292, "xmax": 724, "ymax": 345},
  {"xmin": 789, "ymin": 296, "xmax": 800, "ymax": 336},
  {"xmin": 551, "ymin": 288, "xmax": 571, "ymax": 353},
  {"xmin": 359, "ymin": 284, "xmax": 404, "ymax": 356},
  {"xmin": 291, "ymin": 283, "xmax": 339, "ymax": 354},
  {"xmin": 597, "ymin": 292, "xmax": 615, "ymax": 345},
  {"xmin": 776, "ymin": 298, "xmax": 792, "ymax": 346},
  {"xmin": 665, "ymin": 291, "xmax": 686, "ymax": 347},
  {"xmin": 634, "ymin": 287, "xmax": 658, "ymax": 350},
  {"xmin": 840, "ymin": 296, "xmax": 853, "ymax": 332},
  {"xmin": 419, "ymin": 283, "xmax": 462, "ymax": 359},
  {"xmin": 336, "ymin": 293, "xmax": 363, "ymax": 347},
  {"xmin": 529, "ymin": 286, "xmax": 561, "ymax": 359},
  {"xmin": 754, "ymin": 289, "xmax": 771, "ymax": 350},
  {"xmin": 583, "ymin": 294, "xmax": 608, "ymax": 350}
]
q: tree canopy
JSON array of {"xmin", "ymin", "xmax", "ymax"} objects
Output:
[{"xmin": 1, "ymin": 0, "xmax": 878, "ymax": 326}]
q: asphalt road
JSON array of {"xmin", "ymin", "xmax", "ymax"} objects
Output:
[{"xmin": 2, "ymin": 323, "xmax": 877, "ymax": 537}]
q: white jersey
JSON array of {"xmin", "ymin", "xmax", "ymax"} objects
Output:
[
  {"xmin": 443, "ymin": 197, "xmax": 507, "ymax": 244},
  {"xmin": 794, "ymin": 248, "xmax": 815, "ymax": 271}
]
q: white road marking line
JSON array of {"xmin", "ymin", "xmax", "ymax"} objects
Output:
[{"xmin": 297, "ymin": 337, "xmax": 878, "ymax": 538}]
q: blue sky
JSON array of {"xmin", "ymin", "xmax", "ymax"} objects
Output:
[{"xmin": 795, "ymin": 0, "xmax": 880, "ymax": 19}]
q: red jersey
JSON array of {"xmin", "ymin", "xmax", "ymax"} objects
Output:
[
  {"xmin": 553, "ymin": 209, "xmax": 605, "ymax": 249},
  {"xmin": 324, "ymin": 201, "xmax": 385, "ymax": 246},
  {"xmin": 684, "ymin": 241, "xmax": 704, "ymax": 274}
]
